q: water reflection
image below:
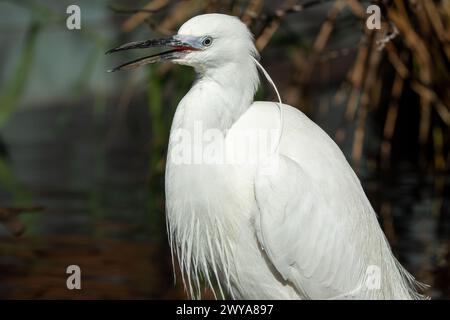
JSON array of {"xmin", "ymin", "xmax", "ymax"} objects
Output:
[{"xmin": 0, "ymin": 97, "xmax": 182, "ymax": 299}]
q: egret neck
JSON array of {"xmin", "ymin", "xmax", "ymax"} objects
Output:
[{"xmin": 174, "ymin": 57, "xmax": 259, "ymax": 133}]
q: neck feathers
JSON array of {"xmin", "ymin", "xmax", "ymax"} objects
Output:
[{"xmin": 174, "ymin": 58, "xmax": 259, "ymax": 132}]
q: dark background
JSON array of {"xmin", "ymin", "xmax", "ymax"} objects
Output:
[{"xmin": 0, "ymin": 0, "xmax": 448, "ymax": 299}]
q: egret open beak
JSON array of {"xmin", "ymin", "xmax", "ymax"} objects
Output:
[{"xmin": 106, "ymin": 35, "xmax": 201, "ymax": 72}]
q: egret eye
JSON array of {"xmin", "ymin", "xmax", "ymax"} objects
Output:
[{"xmin": 202, "ymin": 36, "xmax": 213, "ymax": 47}]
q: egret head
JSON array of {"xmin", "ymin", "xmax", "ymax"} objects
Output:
[{"xmin": 106, "ymin": 14, "xmax": 258, "ymax": 73}]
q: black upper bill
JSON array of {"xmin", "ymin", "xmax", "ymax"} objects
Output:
[{"xmin": 107, "ymin": 49, "xmax": 185, "ymax": 73}]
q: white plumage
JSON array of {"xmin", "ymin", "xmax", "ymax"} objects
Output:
[
  {"xmin": 163, "ymin": 14, "xmax": 425, "ymax": 300},
  {"xmin": 108, "ymin": 13, "xmax": 426, "ymax": 299}
]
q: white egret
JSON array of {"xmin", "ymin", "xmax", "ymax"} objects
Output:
[{"xmin": 107, "ymin": 13, "xmax": 425, "ymax": 299}]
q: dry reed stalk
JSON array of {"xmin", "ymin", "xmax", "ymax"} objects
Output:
[
  {"xmin": 158, "ymin": 0, "xmax": 208, "ymax": 32},
  {"xmin": 241, "ymin": 0, "xmax": 264, "ymax": 26},
  {"xmin": 352, "ymin": 33, "xmax": 382, "ymax": 169},
  {"xmin": 299, "ymin": 0, "xmax": 346, "ymax": 82},
  {"xmin": 380, "ymin": 73, "xmax": 404, "ymax": 170}
]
